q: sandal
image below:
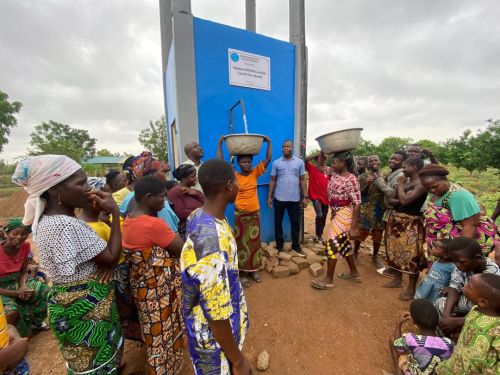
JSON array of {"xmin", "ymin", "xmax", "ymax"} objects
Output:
[
  {"xmin": 32, "ymin": 322, "xmax": 50, "ymax": 331},
  {"xmin": 311, "ymin": 280, "xmax": 334, "ymax": 290},
  {"xmin": 240, "ymin": 277, "xmax": 251, "ymax": 288},
  {"xmin": 337, "ymin": 273, "xmax": 362, "ymax": 283},
  {"xmin": 377, "ymin": 267, "xmax": 396, "ymax": 280},
  {"xmin": 250, "ymin": 272, "xmax": 262, "ymax": 283}
]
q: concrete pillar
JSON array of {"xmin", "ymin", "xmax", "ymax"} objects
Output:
[
  {"xmin": 289, "ymin": 0, "xmax": 307, "ymax": 158},
  {"xmin": 246, "ymin": 0, "xmax": 256, "ymax": 32},
  {"xmin": 289, "ymin": 0, "xmax": 307, "ymax": 243},
  {"xmin": 171, "ymin": 0, "xmax": 199, "ymax": 163}
]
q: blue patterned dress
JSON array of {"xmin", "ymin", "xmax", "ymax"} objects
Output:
[{"xmin": 180, "ymin": 208, "xmax": 249, "ymax": 374}]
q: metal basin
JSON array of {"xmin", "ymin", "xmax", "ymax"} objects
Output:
[
  {"xmin": 315, "ymin": 128, "xmax": 363, "ymax": 154},
  {"xmin": 224, "ymin": 134, "xmax": 265, "ymax": 156}
]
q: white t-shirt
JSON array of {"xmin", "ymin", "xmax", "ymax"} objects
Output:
[{"xmin": 35, "ymin": 215, "xmax": 107, "ymax": 283}]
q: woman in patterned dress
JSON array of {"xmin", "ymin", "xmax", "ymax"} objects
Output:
[
  {"xmin": 418, "ymin": 164, "xmax": 499, "ymax": 257},
  {"xmin": 122, "ymin": 175, "xmax": 185, "ymax": 375},
  {"xmin": 217, "ymin": 135, "xmax": 272, "ymax": 287},
  {"xmin": 382, "ymin": 156, "xmax": 428, "ymax": 301},
  {"xmin": 312, "ymin": 151, "xmax": 362, "ymax": 290},
  {"xmin": 12, "ymin": 155, "xmax": 123, "ymax": 375},
  {"xmin": 0, "ymin": 217, "xmax": 50, "ymax": 337}
]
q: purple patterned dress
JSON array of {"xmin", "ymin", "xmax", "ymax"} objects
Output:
[{"xmin": 393, "ymin": 333, "xmax": 454, "ymax": 375}]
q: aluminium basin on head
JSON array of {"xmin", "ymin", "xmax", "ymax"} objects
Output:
[
  {"xmin": 224, "ymin": 133, "xmax": 265, "ymax": 156},
  {"xmin": 315, "ymin": 128, "xmax": 363, "ymax": 154}
]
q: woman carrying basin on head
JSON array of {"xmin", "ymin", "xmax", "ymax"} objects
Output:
[{"xmin": 218, "ymin": 135, "xmax": 272, "ymax": 287}]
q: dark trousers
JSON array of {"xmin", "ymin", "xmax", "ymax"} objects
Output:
[
  {"xmin": 312, "ymin": 199, "xmax": 329, "ymax": 237},
  {"xmin": 274, "ymin": 199, "xmax": 301, "ymax": 250}
]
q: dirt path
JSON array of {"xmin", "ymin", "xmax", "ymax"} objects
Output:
[{"xmin": 24, "ymin": 206, "xmax": 409, "ymax": 375}]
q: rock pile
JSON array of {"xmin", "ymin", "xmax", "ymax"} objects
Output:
[{"xmin": 261, "ymin": 241, "xmax": 326, "ymax": 279}]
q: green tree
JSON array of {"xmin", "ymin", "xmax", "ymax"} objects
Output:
[
  {"xmin": 0, "ymin": 90, "xmax": 22, "ymax": 153},
  {"xmin": 96, "ymin": 148, "xmax": 121, "ymax": 157},
  {"xmin": 353, "ymin": 138, "xmax": 378, "ymax": 157},
  {"xmin": 476, "ymin": 119, "xmax": 500, "ymax": 170},
  {"xmin": 376, "ymin": 137, "xmax": 412, "ymax": 163},
  {"xmin": 138, "ymin": 116, "xmax": 168, "ymax": 161},
  {"xmin": 29, "ymin": 120, "xmax": 96, "ymax": 162},
  {"xmin": 415, "ymin": 139, "xmax": 449, "ymax": 164},
  {"xmin": 445, "ymin": 129, "xmax": 487, "ymax": 175}
]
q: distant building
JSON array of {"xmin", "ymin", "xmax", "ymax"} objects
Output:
[{"xmin": 82, "ymin": 156, "xmax": 127, "ymax": 176}]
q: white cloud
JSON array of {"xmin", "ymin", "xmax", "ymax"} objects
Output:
[{"xmin": 1, "ymin": 0, "xmax": 499, "ymax": 161}]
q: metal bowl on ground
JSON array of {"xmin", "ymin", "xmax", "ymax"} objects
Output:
[
  {"xmin": 315, "ymin": 128, "xmax": 363, "ymax": 154},
  {"xmin": 224, "ymin": 134, "xmax": 265, "ymax": 156}
]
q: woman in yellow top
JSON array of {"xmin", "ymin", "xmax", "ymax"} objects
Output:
[{"xmin": 218, "ymin": 135, "xmax": 272, "ymax": 286}]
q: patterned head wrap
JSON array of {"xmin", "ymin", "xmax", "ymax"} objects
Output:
[
  {"xmin": 4, "ymin": 217, "xmax": 31, "ymax": 233},
  {"xmin": 172, "ymin": 164, "xmax": 196, "ymax": 181},
  {"xmin": 129, "ymin": 151, "xmax": 163, "ymax": 179},
  {"xmin": 87, "ymin": 177, "xmax": 106, "ymax": 191},
  {"xmin": 333, "ymin": 151, "xmax": 356, "ymax": 175},
  {"xmin": 11, "ymin": 155, "xmax": 81, "ymax": 235}
]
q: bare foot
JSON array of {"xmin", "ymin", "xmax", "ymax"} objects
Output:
[
  {"xmin": 381, "ymin": 279, "xmax": 403, "ymax": 288},
  {"xmin": 398, "ymin": 289, "xmax": 415, "ymax": 301}
]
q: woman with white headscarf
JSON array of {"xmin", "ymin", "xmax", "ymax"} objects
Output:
[{"xmin": 12, "ymin": 155, "xmax": 124, "ymax": 375}]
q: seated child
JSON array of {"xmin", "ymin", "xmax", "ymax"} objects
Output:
[
  {"xmin": 415, "ymin": 239, "xmax": 455, "ymax": 303},
  {"xmin": 0, "ymin": 300, "xmax": 29, "ymax": 375},
  {"xmin": 390, "ymin": 299, "xmax": 454, "ymax": 375},
  {"xmin": 435, "ymin": 237, "xmax": 500, "ymax": 334},
  {"xmin": 435, "ymin": 273, "xmax": 500, "ymax": 374},
  {"xmin": 181, "ymin": 159, "xmax": 252, "ymax": 374}
]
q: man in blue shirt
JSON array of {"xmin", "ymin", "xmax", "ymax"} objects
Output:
[{"xmin": 267, "ymin": 140, "xmax": 308, "ymax": 255}]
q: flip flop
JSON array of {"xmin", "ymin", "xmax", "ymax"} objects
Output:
[
  {"xmin": 240, "ymin": 277, "xmax": 251, "ymax": 288},
  {"xmin": 337, "ymin": 273, "xmax": 362, "ymax": 283},
  {"xmin": 32, "ymin": 322, "xmax": 50, "ymax": 331},
  {"xmin": 377, "ymin": 267, "xmax": 396, "ymax": 280},
  {"xmin": 311, "ymin": 280, "xmax": 334, "ymax": 290},
  {"xmin": 250, "ymin": 272, "xmax": 262, "ymax": 283}
]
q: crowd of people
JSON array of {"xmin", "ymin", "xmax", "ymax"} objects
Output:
[{"xmin": 0, "ymin": 138, "xmax": 498, "ymax": 375}]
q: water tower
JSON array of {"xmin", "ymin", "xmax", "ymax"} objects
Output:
[{"xmin": 159, "ymin": 0, "xmax": 307, "ymax": 242}]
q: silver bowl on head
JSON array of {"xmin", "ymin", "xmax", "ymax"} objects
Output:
[
  {"xmin": 315, "ymin": 128, "xmax": 363, "ymax": 154},
  {"xmin": 223, "ymin": 133, "xmax": 265, "ymax": 156}
]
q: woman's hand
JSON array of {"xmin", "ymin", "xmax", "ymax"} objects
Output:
[
  {"xmin": 16, "ymin": 286, "xmax": 34, "ymax": 301},
  {"xmin": 399, "ymin": 312, "xmax": 411, "ymax": 325},
  {"xmin": 439, "ymin": 317, "xmax": 461, "ymax": 332},
  {"xmin": 301, "ymin": 198, "xmax": 308, "ymax": 208},
  {"xmin": 267, "ymin": 197, "xmax": 273, "ymax": 209},
  {"xmin": 88, "ymin": 190, "xmax": 118, "ymax": 213},
  {"xmin": 396, "ymin": 175, "xmax": 406, "ymax": 185}
]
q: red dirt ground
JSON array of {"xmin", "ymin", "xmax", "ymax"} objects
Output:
[{"xmin": 2, "ymin": 190, "xmax": 409, "ymax": 374}]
